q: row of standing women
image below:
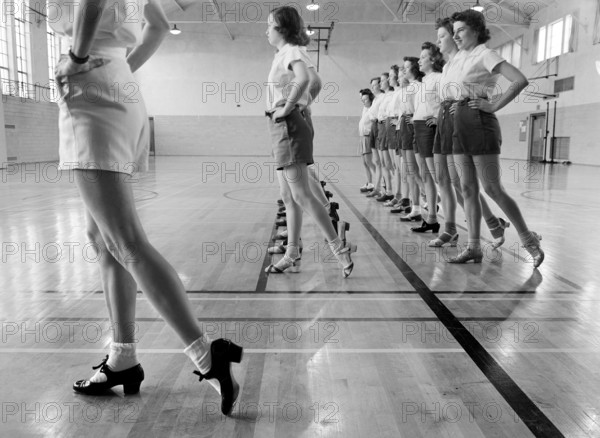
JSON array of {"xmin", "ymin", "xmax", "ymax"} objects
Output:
[{"xmin": 358, "ymin": 10, "xmax": 544, "ymax": 268}]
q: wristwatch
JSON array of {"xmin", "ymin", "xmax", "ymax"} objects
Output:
[{"xmin": 69, "ymin": 48, "xmax": 89, "ymax": 64}]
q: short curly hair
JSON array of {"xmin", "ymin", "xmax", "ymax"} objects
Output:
[
  {"xmin": 421, "ymin": 42, "xmax": 445, "ymax": 73},
  {"xmin": 451, "ymin": 9, "xmax": 491, "ymax": 44},
  {"xmin": 403, "ymin": 56, "xmax": 424, "ymax": 82},
  {"xmin": 435, "ymin": 17, "xmax": 453, "ymax": 36},
  {"xmin": 271, "ymin": 6, "xmax": 310, "ymax": 46},
  {"xmin": 360, "ymin": 88, "xmax": 374, "ymax": 103}
]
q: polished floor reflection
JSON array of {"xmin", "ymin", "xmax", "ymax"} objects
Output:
[{"xmin": 0, "ymin": 156, "xmax": 598, "ymax": 437}]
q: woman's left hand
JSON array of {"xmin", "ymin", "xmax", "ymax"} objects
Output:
[
  {"xmin": 468, "ymin": 98, "xmax": 495, "ymax": 113},
  {"xmin": 272, "ymin": 107, "xmax": 290, "ymax": 123},
  {"xmin": 425, "ymin": 116, "xmax": 437, "ymax": 127},
  {"xmin": 54, "ymin": 55, "xmax": 107, "ymax": 86}
]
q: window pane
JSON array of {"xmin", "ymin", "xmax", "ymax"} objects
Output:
[
  {"xmin": 0, "ymin": 0, "xmax": 12, "ymax": 94},
  {"xmin": 47, "ymin": 23, "xmax": 60, "ymax": 85},
  {"xmin": 501, "ymin": 43, "xmax": 512, "ymax": 64},
  {"xmin": 512, "ymin": 37, "xmax": 522, "ymax": 67},
  {"xmin": 15, "ymin": 0, "xmax": 31, "ymax": 98},
  {"xmin": 563, "ymin": 14, "xmax": 573, "ymax": 53},
  {"xmin": 548, "ymin": 20, "xmax": 563, "ymax": 58},
  {"xmin": 537, "ymin": 27, "xmax": 546, "ymax": 62}
]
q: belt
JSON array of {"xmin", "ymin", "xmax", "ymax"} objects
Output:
[
  {"xmin": 457, "ymin": 97, "xmax": 487, "ymax": 105},
  {"xmin": 265, "ymin": 104, "xmax": 303, "ymax": 122}
]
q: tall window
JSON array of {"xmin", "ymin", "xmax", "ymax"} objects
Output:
[
  {"xmin": 536, "ymin": 15, "xmax": 574, "ymax": 63},
  {"xmin": 0, "ymin": 2, "xmax": 12, "ymax": 94},
  {"xmin": 496, "ymin": 36, "xmax": 522, "ymax": 68},
  {"xmin": 47, "ymin": 23, "xmax": 61, "ymax": 87},
  {"xmin": 14, "ymin": 0, "xmax": 31, "ymax": 98}
]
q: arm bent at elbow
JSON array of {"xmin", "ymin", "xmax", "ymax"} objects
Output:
[{"xmin": 126, "ymin": 0, "xmax": 169, "ymax": 73}]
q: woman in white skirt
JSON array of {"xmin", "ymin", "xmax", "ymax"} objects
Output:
[{"xmin": 51, "ymin": 0, "xmax": 242, "ymax": 415}]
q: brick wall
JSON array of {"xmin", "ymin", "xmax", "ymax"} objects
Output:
[{"xmin": 3, "ymin": 96, "xmax": 59, "ymax": 163}]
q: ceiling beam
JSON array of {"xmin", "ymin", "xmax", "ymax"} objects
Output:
[
  {"xmin": 210, "ymin": 0, "xmax": 234, "ymax": 40},
  {"xmin": 381, "ymin": 0, "xmax": 400, "ymax": 22}
]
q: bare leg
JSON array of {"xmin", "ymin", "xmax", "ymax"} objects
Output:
[
  {"xmin": 393, "ymin": 152, "xmax": 402, "ymax": 200},
  {"xmin": 381, "ymin": 149, "xmax": 394, "ymax": 195},
  {"xmin": 400, "ymin": 154, "xmax": 409, "ymax": 199},
  {"xmin": 75, "ymin": 170, "xmax": 202, "ymax": 346},
  {"xmin": 362, "ymin": 152, "xmax": 375, "ymax": 185},
  {"xmin": 308, "ymin": 165, "xmax": 328, "ymax": 207},
  {"xmin": 85, "ymin": 210, "xmax": 137, "ymax": 343},
  {"xmin": 283, "ymin": 163, "xmax": 356, "ymax": 275},
  {"xmin": 473, "ymin": 155, "xmax": 527, "ymax": 233},
  {"xmin": 370, "ymin": 149, "xmax": 384, "ymax": 195},
  {"xmin": 422, "ymin": 154, "xmax": 438, "ymax": 224},
  {"xmin": 473, "ymin": 154, "xmax": 544, "ymax": 266},
  {"xmin": 404, "ymin": 149, "xmax": 422, "ymax": 217},
  {"xmin": 447, "ymin": 154, "xmax": 484, "ymax": 263},
  {"xmin": 278, "ymin": 170, "xmax": 303, "ymax": 249}
]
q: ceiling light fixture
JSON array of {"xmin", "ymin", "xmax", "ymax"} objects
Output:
[
  {"xmin": 306, "ymin": 1, "xmax": 319, "ymax": 11},
  {"xmin": 170, "ymin": 24, "xmax": 181, "ymax": 35},
  {"xmin": 472, "ymin": 0, "xmax": 484, "ymax": 12}
]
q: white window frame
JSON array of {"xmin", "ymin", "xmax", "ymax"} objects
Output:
[
  {"xmin": 535, "ymin": 15, "xmax": 574, "ymax": 63},
  {"xmin": 495, "ymin": 36, "xmax": 522, "ymax": 68}
]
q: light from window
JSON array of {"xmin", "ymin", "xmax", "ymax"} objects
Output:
[
  {"xmin": 0, "ymin": 1, "xmax": 12, "ymax": 94},
  {"xmin": 496, "ymin": 36, "xmax": 522, "ymax": 68},
  {"xmin": 536, "ymin": 15, "xmax": 574, "ymax": 63},
  {"xmin": 14, "ymin": 0, "xmax": 31, "ymax": 98},
  {"xmin": 47, "ymin": 23, "xmax": 60, "ymax": 87},
  {"xmin": 537, "ymin": 27, "xmax": 547, "ymax": 63}
]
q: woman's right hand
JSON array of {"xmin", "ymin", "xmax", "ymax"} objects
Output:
[
  {"xmin": 54, "ymin": 55, "xmax": 107, "ymax": 86},
  {"xmin": 449, "ymin": 103, "xmax": 458, "ymax": 115}
]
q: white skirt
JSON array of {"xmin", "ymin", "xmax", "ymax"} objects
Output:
[{"xmin": 56, "ymin": 48, "xmax": 149, "ymax": 175}]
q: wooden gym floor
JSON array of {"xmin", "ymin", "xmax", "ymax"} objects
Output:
[{"xmin": 0, "ymin": 155, "xmax": 598, "ymax": 437}]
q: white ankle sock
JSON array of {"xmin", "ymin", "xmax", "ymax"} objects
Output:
[
  {"xmin": 89, "ymin": 342, "xmax": 138, "ymax": 383},
  {"xmin": 184, "ymin": 334, "xmax": 221, "ymax": 394},
  {"xmin": 467, "ymin": 239, "xmax": 481, "ymax": 251},
  {"xmin": 329, "ymin": 237, "xmax": 342, "ymax": 253}
]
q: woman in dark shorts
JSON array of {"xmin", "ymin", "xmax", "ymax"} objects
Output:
[
  {"xmin": 429, "ymin": 18, "xmax": 510, "ymax": 250},
  {"xmin": 266, "ymin": 6, "xmax": 357, "ymax": 277},
  {"xmin": 399, "ymin": 57, "xmax": 425, "ymax": 221},
  {"xmin": 448, "ymin": 10, "xmax": 544, "ymax": 267},
  {"xmin": 407, "ymin": 42, "xmax": 443, "ymax": 233}
]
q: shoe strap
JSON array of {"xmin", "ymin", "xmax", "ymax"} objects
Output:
[
  {"xmin": 192, "ymin": 370, "xmax": 206, "ymax": 382},
  {"xmin": 92, "ymin": 355, "xmax": 109, "ymax": 370}
]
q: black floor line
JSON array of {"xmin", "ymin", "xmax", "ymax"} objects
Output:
[
  {"xmin": 255, "ymin": 219, "xmax": 279, "ymax": 293},
  {"xmin": 332, "ymin": 182, "xmax": 565, "ymax": 438}
]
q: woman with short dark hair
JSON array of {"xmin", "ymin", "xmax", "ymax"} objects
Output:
[{"xmin": 448, "ymin": 10, "xmax": 544, "ymax": 267}]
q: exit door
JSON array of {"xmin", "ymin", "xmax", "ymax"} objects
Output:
[{"xmin": 529, "ymin": 114, "xmax": 545, "ymax": 161}]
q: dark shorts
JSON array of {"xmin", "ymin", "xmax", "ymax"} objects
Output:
[
  {"xmin": 433, "ymin": 100, "xmax": 456, "ymax": 155},
  {"xmin": 377, "ymin": 120, "xmax": 388, "ymax": 151},
  {"xmin": 267, "ymin": 106, "xmax": 314, "ymax": 169},
  {"xmin": 369, "ymin": 119, "xmax": 378, "ymax": 147},
  {"xmin": 399, "ymin": 114, "xmax": 414, "ymax": 151},
  {"xmin": 453, "ymin": 98, "xmax": 502, "ymax": 155},
  {"xmin": 413, "ymin": 120, "xmax": 436, "ymax": 158},
  {"xmin": 385, "ymin": 117, "xmax": 400, "ymax": 153},
  {"xmin": 394, "ymin": 130, "xmax": 401, "ymax": 155}
]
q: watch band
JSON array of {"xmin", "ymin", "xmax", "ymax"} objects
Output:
[{"xmin": 69, "ymin": 49, "xmax": 89, "ymax": 64}]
